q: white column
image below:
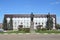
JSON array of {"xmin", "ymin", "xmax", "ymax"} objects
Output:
[{"xmin": 53, "ymin": 18, "xmax": 55, "ymax": 29}]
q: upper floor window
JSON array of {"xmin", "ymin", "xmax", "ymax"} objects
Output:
[
  {"xmin": 42, "ymin": 23, "xmax": 43, "ymax": 25},
  {"xmin": 21, "ymin": 22, "xmax": 23, "ymax": 24},
  {"xmin": 39, "ymin": 23, "xmax": 40, "ymax": 24}
]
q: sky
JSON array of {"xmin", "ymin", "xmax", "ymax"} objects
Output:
[{"xmin": 0, "ymin": 0, "xmax": 60, "ymax": 24}]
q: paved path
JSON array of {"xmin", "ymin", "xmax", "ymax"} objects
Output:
[{"xmin": 0, "ymin": 34, "xmax": 60, "ymax": 40}]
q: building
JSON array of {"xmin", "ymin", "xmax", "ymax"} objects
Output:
[{"xmin": 3, "ymin": 13, "xmax": 56, "ymax": 30}]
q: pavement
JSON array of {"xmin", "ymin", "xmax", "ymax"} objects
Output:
[{"xmin": 0, "ymin": 33, "xmax": 60, "ymax": 40}]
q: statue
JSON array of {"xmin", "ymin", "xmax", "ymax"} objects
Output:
[
  {"xmin": 30, "ymin": 12, "xmax": 35, "ymax": 33},
  {"xmin": 30, "ymin": 12, "xmax": 34, "ymax": 22}
]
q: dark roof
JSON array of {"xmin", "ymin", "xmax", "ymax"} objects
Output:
[{"xmin": 4, "ymin": 14, "xmax": 56, "ymax": 18}]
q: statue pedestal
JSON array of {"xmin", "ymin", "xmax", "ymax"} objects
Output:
[{"xmin": 30, "ymin": 21, "xmax": 35, "ymax": 33}]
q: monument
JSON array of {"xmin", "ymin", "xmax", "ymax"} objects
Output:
[{"xmin": 30, "ymin": 12, "xmax": 35, "ymax": 33}]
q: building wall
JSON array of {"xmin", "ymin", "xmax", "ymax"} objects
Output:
[
  {"xmin": 53, "ymin": 17, "xmax": 56, "ymax": 29},
  {"xmin": 6, "ymin": 17, "xmax": 56, "ymax": 30},
  {"xmin": 34, "ymin": 18, "xmax": 47, "ymax": 29}
]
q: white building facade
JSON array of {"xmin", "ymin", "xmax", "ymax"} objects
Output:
[{"xmin": 4, "ymin": 14, "xmax": 56, "ymax": 30}]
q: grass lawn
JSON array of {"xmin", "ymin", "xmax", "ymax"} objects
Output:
[
  {"xmin": 35, "ymin": 30, "xmax": 60, "ymax": 34},
  {"xmin": 0, "ymin": 30, "xmax": 60, "ymax": 34},
  {"xmin": 0, "ymin": 30, "xmax": 30, "ymax": 34}
]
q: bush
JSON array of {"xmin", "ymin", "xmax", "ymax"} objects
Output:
[
  {"xmin": 22, "ymin": 28, "xmax": 30, "ymax": 33},
  {"xmin": 18, "ymin": 28, "xmax": 22, "ymax": 31},
  {"xmin": 36, "ymin": 28, "xmax": 40, "ymax": 32},
  {"xmin": 56, "ymin": 24, "xmax": 60, "ymax": 29},
  {"xmin": 36, "ymin": 25, "xmax": 42, "ymax": 32},
  {"xmin": 36, "ymin": 28, "xmax": 47, "ymax": 32},
  {"xmin": 41, "ymin": 28, "xmax": 47, "ymax": 31},
  {"xmin": 18, "ymin": 25, "xmax": 23, "ymax": 31},
  {"xmin": 36, "ymin": 25, "xmax": 42, "ymax": 29}
]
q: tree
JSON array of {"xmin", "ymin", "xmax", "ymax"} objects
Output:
[
  {"xmin": 9, "ymin": 17, "xmax": 13, "ymax": 30},
  {"xmin": 3, "ymin": 16, "xmax": 7, "ymax": 30},
  {"xmin": 46, "ymin": 13, "xmax": 53, "ymax": 30},
  {"xmin": 56, "ymin": 24, "xmax": 60, "ymax": 29}
]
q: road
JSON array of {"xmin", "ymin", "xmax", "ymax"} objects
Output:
[{"xmin": 0, "ymin": 33, "xmax": 60, "ymax": 40}]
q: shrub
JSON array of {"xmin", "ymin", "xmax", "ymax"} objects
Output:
[
  {"xmin": 36, "ymin": 25, "xmax": 42, "ymax": 29},
  {"xmin": 35, "ymin": 28, "xmax": 41, "ymax": 32},
  {"xmin": 41, "ymin": 28, "xmax": 47, "ymax": 31},
  {"xmin": 18, "ymin": 28, "xmax": 22, "ymax": 31},
  {"xmin": 56, "ymin": 24, "xmax": 60, "ymax": 29},
  {"xmin": 36, "ymin": 25, "xmax": 42, "ymax": 32},
  {"xmin": 23, "ymin": 28, "xmax": 30, "ymax": 33},
  {"xmin": 18, "ymin": 25, "xmax": 23, "ymax": 31}
]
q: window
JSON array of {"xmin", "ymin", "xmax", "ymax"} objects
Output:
[
  {"xmin": 42, "ymin": 23, "xmax": 43, "ymax": 25},
  {"xmin": 36, "ymin": 22, "xmax": 37, "ymax": 24},
  {"xmin": 21, "ymin": 22, "xmax": 23, "ymax": 24},
  {"xmin": 39, "ymin": 23, "xmax": 40, "ymax": 24}
]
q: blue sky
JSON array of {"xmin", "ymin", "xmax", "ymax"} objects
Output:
[{"xmin": 0, "ymin": 0, "xmax": 60, "ymax": 24}]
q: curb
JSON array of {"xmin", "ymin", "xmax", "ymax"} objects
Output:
[{"xmin": 0, "ymin": 33, "xmax": 60, "ymax": 35}]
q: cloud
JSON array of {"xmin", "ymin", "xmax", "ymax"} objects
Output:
[{"xmin": 50, "ymin": 1, "xmax": 60, "ymax": 5}]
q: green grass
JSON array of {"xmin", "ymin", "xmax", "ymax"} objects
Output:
[
  {"xmin": 0, "ymin": 30, "xmax": 30, "ymax": 34},
  {"xmin": 35, "ymin": 30, "xmax": 60, "ymax": 34},
  {"xmin": 0, "ymin": 30, "xmax": 60, "ymax": 34}
]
